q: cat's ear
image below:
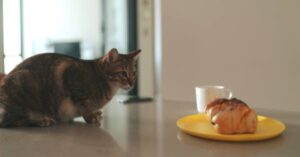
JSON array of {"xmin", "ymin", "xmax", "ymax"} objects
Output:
[
  {"xmin": 128, "ymin": 49, "xmax": 141, "ymax": 60},
  {"xmin": 103, "ymin": 48, "xmax": 119, "ymax": 63}
]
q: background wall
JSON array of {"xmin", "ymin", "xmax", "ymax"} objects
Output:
[
  {"xmin": 138, "ymin": 0, "xmax": 155, "ymax": 97},
  {"xmin": 161, "ymin": 0, "xmax": 300, "ymax": 112},
  {"xmin": 23, "ymin": 0, "xmax": 102, "ymax": 59},
  {"xmin": 0, "ymin": 0, "xmax": 3, "ymax": 73}
]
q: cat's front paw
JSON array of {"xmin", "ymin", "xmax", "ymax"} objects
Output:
[
  {"xmin": 83, "ymin": 111, "xmax": 102, "ymax": 126},
  {"xmin": 37, "ymin": 117, "xmax": 56, "ymax": 127}
]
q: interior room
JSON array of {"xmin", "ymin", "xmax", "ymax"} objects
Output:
[{"xmin": 0, "ymin": 0, "xmax": 299, "ymax": 157}]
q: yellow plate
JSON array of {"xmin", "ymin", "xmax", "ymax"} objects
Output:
[{"xmin": 176, "ymin": 113, "xmax": 286, "ymax": 142}]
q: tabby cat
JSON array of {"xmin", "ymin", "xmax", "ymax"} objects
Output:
[{"xmin": 0, "ymin": 48, "xmax": 140, "ymax": 127}]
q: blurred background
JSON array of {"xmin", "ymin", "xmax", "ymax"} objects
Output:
[
  {"xmin": 1, "ymin": 0, "xmax": 300, "ymax": 112},
  {"xmin": 0, "ymin": 0, "xmax": 155, "ymax": 100}
]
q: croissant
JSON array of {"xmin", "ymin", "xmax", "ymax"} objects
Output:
[{"xmin": 205, "ymin": 98, "xmax": 258, "ymax": 134}]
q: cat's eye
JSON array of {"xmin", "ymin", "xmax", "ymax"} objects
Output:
[{"xmin": 121, "ymin": 71, "xmax": 128, "ymax": 78}]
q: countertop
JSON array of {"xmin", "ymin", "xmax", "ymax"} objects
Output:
[{"xmin": 0, "ymin": 98, "xmax": 299, "ymax": 157}]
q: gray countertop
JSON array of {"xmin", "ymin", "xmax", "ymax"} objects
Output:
[{"xmin": 0, "ymin": 98, "xmax": 299, "ymax": 157}]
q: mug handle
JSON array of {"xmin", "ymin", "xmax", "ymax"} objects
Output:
[{"xmin": 225, "ymin": 89, "xmax": 233, "ymax": 99}]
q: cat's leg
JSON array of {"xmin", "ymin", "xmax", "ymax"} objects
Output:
[
  {"xmin": 2, "ymin": 70, "xmax": 57, "ymax": 127},
  {"xmin": 0, "ymin": 111, "xmax": 56, "ymax": 127},
  {"xmin": 0, "ymin": 113, "xmax": 30, "ymax": 127},
  {"xmin": 28, "ymin": 112, "xmax": 56, "ymax": 127},
  {"xmin": 83, "ymin": 110, "xmax": 102, "ymax": 126},
  {"xmin": 34, "ymin": 117, "xmax": 56, "ymax": 127}
]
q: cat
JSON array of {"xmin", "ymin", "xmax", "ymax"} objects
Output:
[{"xmin": 0, "ymin": 48, "xmax": 140, "ymax": 127}]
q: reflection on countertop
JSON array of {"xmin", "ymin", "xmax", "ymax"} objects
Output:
[{"xmin": 0, "ymin": 122, "xmax": 125, "ymax": 157}]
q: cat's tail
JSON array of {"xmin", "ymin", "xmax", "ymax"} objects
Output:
[
  {"xmin": 0, "ymin": 73, "xmax": 5, "ymax": 81},
  {"xmin": 0, "ymin": 73, "xmax": 6, "ymax": 127},
  {"xmin": 0, "ymin": 73, "xmax": 5, "ymax": 86}
]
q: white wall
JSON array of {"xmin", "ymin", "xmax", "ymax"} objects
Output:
[
  {"xmin": 104, "ymin": 0, "xmax": 128, "ymax": 53},
  {"xmin": 0, "ymin": 0, "xmax": 4, "ymax": 73},
  {"xmin": 138, "ymin": 0, "xmax": 155, "ymax": 97},
  {"xmin": 23, "ymin": 0, "xmax": 102, "ymax": 58},
  {"xmin": 161, "ymin": 0, "xmax": 300, "ymax": 112}
]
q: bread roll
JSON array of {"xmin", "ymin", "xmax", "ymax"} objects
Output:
[{"xmin": 205, "ymin": 98, "xmax": 257, "ymax": 134}]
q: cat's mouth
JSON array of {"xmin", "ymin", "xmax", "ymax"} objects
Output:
[{"xmin": 122, "ymin": 84, "xmax": 132, "ymax": 91}]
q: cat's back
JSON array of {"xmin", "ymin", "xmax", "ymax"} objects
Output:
[
  {"xmin": 12, "ymin": 53, "xmax": 82, "ymax": 72},
  {"xmin": 2, "ymin": 53, "xmax": 88, "ymax": 89}
]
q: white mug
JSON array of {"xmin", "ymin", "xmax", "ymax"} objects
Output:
[{"xmin": 195, "ymin": 86, "xmax": 233, "ymax": 113}]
